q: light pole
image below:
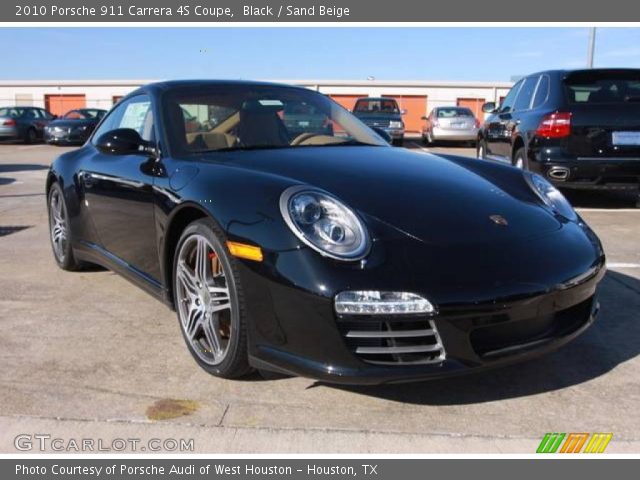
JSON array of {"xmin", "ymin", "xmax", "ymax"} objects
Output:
[{"xmin": 587, "ymin": 27, "xmax": 596, "ymax": 68}]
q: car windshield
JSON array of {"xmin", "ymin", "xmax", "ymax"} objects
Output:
[
  {"xmin": 437, "ymin": 107, "xmax": 474, "ymax": 118},
  {"xmin": 64, "ymin": 110, "xmax": 86, "ymax": 119},
  {"xmin": 564, "ymin": 70, "xmax": 640, "ymax": 103},
  {"xmin": 0, "ymin": 107, "xmax": 26, "ymax": 118},
  {"xmin": 353, "ymin": 99, "xmax": 400, "ymax": 114},
  {"xmin": 164, "ymin": 85, "xmax": 388, "ymax": 154}
]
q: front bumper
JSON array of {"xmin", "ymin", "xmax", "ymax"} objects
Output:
[
  {"xmin": 238, "ymin": 221, "xmax": 606, "ymax": 385},
  {"xmin": 383, "ymin": 128, "xmax": 404, "ymax": 140},
  {"xmin": 45, "ymin": 130, "xmax": 88, "ymax": 145}
]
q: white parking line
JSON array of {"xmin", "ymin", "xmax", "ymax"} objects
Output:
[
  {"xmin": 408, "ymin": 141, "xmax": 430, "ymax": 153},
  {"xmin": 16, "ymin": 145, "xmax": 48, "ymax": 151},
  {"xmin": 608, "ymin": 263, "xmax": 640, "ymax": 269},
  {"xmin": 577, "ymin": 208, "xmax": 640, "ymax": 213}
]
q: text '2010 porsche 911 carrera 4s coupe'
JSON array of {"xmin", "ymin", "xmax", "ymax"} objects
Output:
[{"xmin": 46, "ymin": 80, "xmax": 606, "ymax": 384}]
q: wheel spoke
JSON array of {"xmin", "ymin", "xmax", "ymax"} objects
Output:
[
  {"xmin": 202, "ymin": 315, "xmax": 222, "ymax": 358},
  {"xmin": 183, "ymin": 304, "xmax": 203, "ymax": 340},
  {"xmin": 195, "ymin": 237, "xmax": 208, "ymax": 284},
  {"xmin": 177, "ymin": 260, "xmax": 199, "ymax": 297}
]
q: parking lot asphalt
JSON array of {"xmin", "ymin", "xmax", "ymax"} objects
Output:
[{"xmin": 1, "ymin": 142, "xmax": 639, "ymax": 453}]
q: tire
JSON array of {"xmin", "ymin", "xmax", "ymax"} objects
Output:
[
  {"xmin": 24, "ymin": 128, "xmax": 37, "ymax": 144},
  {"xmin": 477, "ymin": 139, "xmax": 487, "ymax": 159},
  {"xmin": 48, "ymin": 183, "xmax": 83, "ymax": 271},
  {"xmin": 173, "ymin": 218, "xmax": 252, "ymax": 379},
  {"xmin": 513, "ymin": 147, "xmax": 527, "ymax": 170},
  {"xmin": 392, "ymin": 137, "xmax": 404, "ymax": 147},
  {"xmin": 422, "ymin": 132, "xmax": 432, "ymax": 146}
]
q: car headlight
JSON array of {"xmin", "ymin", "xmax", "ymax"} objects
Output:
[
  {"xmin": 389, "ymin": 121, "xmax": 403, "ymax": 129},
  {"xmin": 279, "ymin": 185, "xmax": 370, "ymax": 261},
  {"xmin": 525, "ymin": 172, "xmax": 577, "ymax": 221}
]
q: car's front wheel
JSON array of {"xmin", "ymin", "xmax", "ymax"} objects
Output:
[{"xmin": 173, "ymin": 219, "xmax": 252, "ymax": 379}]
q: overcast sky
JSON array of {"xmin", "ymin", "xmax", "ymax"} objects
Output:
[{"xmin": 2, "ymin": 27, "xmax": 639, "ymax": 81}]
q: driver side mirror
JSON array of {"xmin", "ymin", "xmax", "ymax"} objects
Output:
[
  {"xmin": 482, "ymin": 102, "xmax": 498, "ymax": 114},
  {"xmin": 372, "ymin": 127, "xmax": 392, "ymax": 144},
  {"xmin": 96, "ymin": 128, "xmax": 154, "ymax": 156},
  {"xmin": 400, "ymin": 109, "xmax": 407, "ymax": 115}
]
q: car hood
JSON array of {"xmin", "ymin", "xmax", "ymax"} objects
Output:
[{"xmin": 206, "ymin": 146, "xmax": 562, "ymax": 245}]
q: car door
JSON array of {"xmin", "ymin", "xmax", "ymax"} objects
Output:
[
  {"xmin": 79, "ymin": 94, "xmax": 161, "ymax": 281},
  {"xmin": 485, "ymin": 79, "xmax": 523, "ymax": 159},
  {"xmin": 508, "ymin": 76, "xmax": 540, "ymax": 155}
]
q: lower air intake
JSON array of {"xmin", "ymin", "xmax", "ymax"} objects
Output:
[{"xmin": 336, "ymin": 315, "xmax": 446, "ymax": 365}]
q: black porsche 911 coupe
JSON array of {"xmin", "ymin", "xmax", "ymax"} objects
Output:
[{"xmin": 46, "ymin": 80, "xmax": 605, "ymax": 384}]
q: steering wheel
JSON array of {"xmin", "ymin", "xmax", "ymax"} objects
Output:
[{"xmin": 290, "ymin": 132, "xmax": 323, "ymax": 146}]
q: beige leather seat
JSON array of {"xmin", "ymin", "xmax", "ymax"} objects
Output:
[{"xmin": 186, "ymin": 132, "xmax": 236, "ymax": 150}]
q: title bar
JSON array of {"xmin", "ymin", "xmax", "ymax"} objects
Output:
[{"xmin": 5, "ymin": 0, "xmax": 640, "ymax": 22}]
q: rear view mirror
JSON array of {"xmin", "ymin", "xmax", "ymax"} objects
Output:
[
  {"xmin": 95, "ymin": 128, "xmax": 151, "ymax": 155},
  {"xmin": 482, "ymin": 102, "xmax": 497, "ymax": 114},
  {"xmin": 420, "ymin": 116, "xmax": 427, "ymax": 120},
  {"xmin": 401, "ymin": 109, "xmax": 407, "ymax": 115}
]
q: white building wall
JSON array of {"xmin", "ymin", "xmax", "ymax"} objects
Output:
[{"xmin": 0, "ymin": 79, "xmax": 513, "ymax": 112}]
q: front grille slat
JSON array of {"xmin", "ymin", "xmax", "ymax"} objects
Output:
[
  {"xmin": 356, "ymin": 344, "xmax": 442, "ymax": 354},
  {"xmin": 337, "ymin": 315, "xmax": 446, "ymax": 365},
  {"xmin": 346, "ymin": 328, "xmax": 435, "ymax": 338}
]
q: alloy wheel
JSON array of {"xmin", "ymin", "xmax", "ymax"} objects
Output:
[
  {"xmin": 175, "ymin": 234, "xmax": 233, "ymax": 366},
  {"xmin": 49, "ymin": 189, "xmax": 67, "ymax": 262}
]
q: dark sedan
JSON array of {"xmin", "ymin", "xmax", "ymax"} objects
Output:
[
  {"xmin": 0, "ymin": 106, "xmax": 55, "ymax": 143},
  {"xmin": 45, "ymin": 108, "xmax": 107, "ymax": 145},
  {"xmin": 46, "ymin": 80, "xmax": 605, "ymax": 384}
]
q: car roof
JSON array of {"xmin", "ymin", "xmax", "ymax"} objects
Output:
[
  {"xmin": 356, "ymin": 97, "xmax": 396, "ymax": 101},
  {"xmin": 125, "ymin": 79, "xmax": 312, "ymax": 99},
  {"xmin": 522, "ymin": 68, "xmax": 640, "ymax": 78}
]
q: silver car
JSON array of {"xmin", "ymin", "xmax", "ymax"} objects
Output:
[{"xmin": 421, "ymin": 106, "xmax": 479, "ymax": 146}]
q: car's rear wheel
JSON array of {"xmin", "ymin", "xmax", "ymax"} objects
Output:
[
  {"xmin": 173, "ymin": 219, "xmax": 251, "ymax": 379},
  {"xmin": 423, "ymin": 132, "xmax": 433, "ymax": 146},
  {"xmin": 513, "ymin": 147, "xmax": 527, "ymax": 169},
  {"xmin": 25, "ymin": 128, "xmax": 37, "ymax": 144},
  {"xmin": 477, "ymin": 139, "xmax": 487, "ymax": 159},
  {"xmin": 48, "ymin": 183, "xmax": 83, "ymax": 271}
]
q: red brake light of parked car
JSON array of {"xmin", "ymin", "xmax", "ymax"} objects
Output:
[
  {"xmin": 2, "ymin": 118, "xmax": 16, "ymax": 126},
  {"xmin": 535, "ymin": 112, "xmax": 572, "ymax": 138}
]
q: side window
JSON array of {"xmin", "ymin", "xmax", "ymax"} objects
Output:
[
  {"xmin": 513, "ymin": 76, "xmax": 539, "ymax": 111},
  {"xmin": 499, "ymin": 80, "xmax": 523, "ymax": 113},
  {"xmin": 532, "ymin": 75, "xmax": 550, "ymax": 109},
  {"xmin": 92, "ymin": 95, "xmax": 154, "ymax": 144}
]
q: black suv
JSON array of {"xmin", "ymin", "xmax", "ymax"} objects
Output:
[{"xmin": 477, "ymin": 69, "xmax": 640, "ymax": 198}]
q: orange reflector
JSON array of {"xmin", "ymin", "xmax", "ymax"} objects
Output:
[{"xmin": 226, "ymin": 241, "xmax": 263, "ymax": 262}]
